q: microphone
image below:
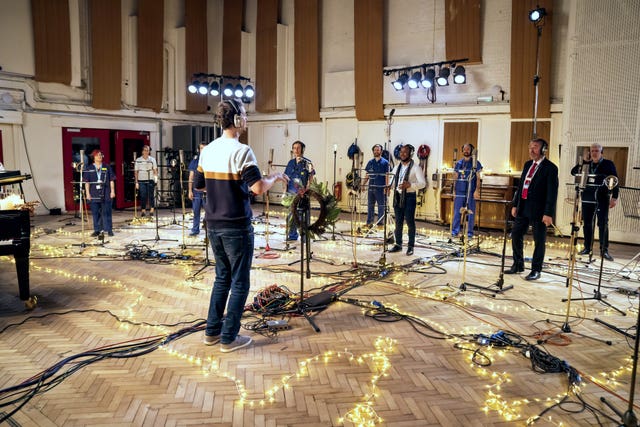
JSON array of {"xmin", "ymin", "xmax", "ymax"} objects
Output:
[
  {"xmin": 389, "ymin": 108, "xmax": 395, "ymax": 119},
  {"xmin": 604, "ymin": 175, "xmax": 618, "ymax": 191},
  {"xmin": 453, "ymin": 148, "xmax": 458, "ymax": 163},
  {"xmin": 79, "ymin": 149, "xmax": 85, "ymax": 166},
  {"xmin": 579, "ymin": 160, "xmax": 589, "ymax": 189},
  {"xmin": 472, "ymin": 149, "xmax": 477, "ymax": 171},
  {"xmin": 179, "ymin": 150, "xmax": 184, "ymax": 169}
]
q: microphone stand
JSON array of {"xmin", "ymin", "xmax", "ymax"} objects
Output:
[
  {"xmin": 142, "ymin": 182, "xmax": 178, "ymax": 244},
  {"xmin": 332, "ymin": 145, "xmax": 337, "ymax": 240},
  {"xmin": 379, "ymin": 109, "xmax": 395, "ymax": 266},
  {"xmin": 600, "ymin": 293, "xmax": 640, "ymax": 427},
  {"xmin": 188, "ymin": 194, "xmax": 214, "ymax": 279}
]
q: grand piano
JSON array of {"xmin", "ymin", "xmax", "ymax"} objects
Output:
[{"xmin": 0, "ymin": 170, "xmax": 35, "ymax": 308}]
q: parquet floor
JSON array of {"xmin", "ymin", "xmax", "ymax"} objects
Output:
[{"xmin": 1, "ymin": 206, "xmax": 640, "ymax": 426}]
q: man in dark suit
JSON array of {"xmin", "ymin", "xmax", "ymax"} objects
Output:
[
  {"xmin": 570, "ymin": 143, "xmax": 619, "ymax": 261},
  {"xmin": 505, "ymin": 138, "xmax": 559, "ymax": 281}
]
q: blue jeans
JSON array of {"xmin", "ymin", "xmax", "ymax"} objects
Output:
[
  {"xmin": 138, "ymin": 181, "xmax": 155, "ymax": 210},
  {"xmin": 89, "ymin": 199, "xmax": 113, "ymax": 233},
  {"xmin": 191, "ymin": 191, "xmax": 203, "ymax": 234},
  {"xmin": 452, "ymin": 193, "xmax": 476, "ymax": 237},
  {"xmin": 367, "ymin": 188, "xmax": 386, "ymax": 225},
  {"xmin": 393, "ymin": 192, "xmax": 417, "ymax": 249},
  {"xmin": 205, "ymin": 225, "xmax": 254, "ymax": 344}
]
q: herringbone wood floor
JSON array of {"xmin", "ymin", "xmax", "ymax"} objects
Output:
[{"xmin": 1, "ymin": 208, "xmax": 639, "ymax": 426}]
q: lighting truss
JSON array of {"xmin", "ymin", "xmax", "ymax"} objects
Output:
[
  {"xmin": 187, "ymin": 73, "xmax": 255, "ymax": 102},
  {"xmin": 383, "ymin": 58, "xmax": 468, "ymax": 103}
]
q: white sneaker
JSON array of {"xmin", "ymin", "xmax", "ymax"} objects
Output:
[{"xmin": 220, "ymin": 335, "xmax": 252, "ymax": 353}]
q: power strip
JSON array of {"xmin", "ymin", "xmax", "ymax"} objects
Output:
[{"xmin": 266, "ymin": 319, "xmax": 290, "ymax": 331}]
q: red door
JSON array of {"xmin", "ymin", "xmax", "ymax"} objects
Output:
[
  {"xmin": 62, "ymin": 128, "xmax": 110, "ymax": 212},
  {"xmin": 114, "ymin": 131, "xmax": 150, "ymax": 209}
]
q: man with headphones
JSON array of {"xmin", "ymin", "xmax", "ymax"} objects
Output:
[
  {"xmin": 452, "ymin": 143, "xmax": 482, "ymax": 239},
  {"xmin": 284, "ymin": 140, "xmax": 315, "ymax": 241},
  {"xmin": 362, "ymin": 144, "xmax": 390, "ymax": 228},
  {"xmin": 387, "ymin": 144, "xmax": 426, "ymax": 256},
  {"xmin": 570, "ymin": 143, "xmax": 619, "ymax": 261},
  {"xmin": 506, "ymin": 138, "xmax": 558, "ymax": 281},
  {"xmin": 194, "ymin": 98, "xmax": 288, "ymax": 352}
]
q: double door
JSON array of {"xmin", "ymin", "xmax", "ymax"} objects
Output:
[{"xmin": 62, "ymin": 128, "xmax": 150, "ymax": 212}]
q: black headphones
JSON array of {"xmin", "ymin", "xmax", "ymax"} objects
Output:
[
  {"xmin": 539, "ymin": 138, "xmax": 548, "ymax": 155},
  {"xmin": 462, "ymin": 143, "xmax": 474, "ymax": 152},
  {"xmin": 404, "ymin": 144, "xmax": 415, "ymax": 156},
  {"xmin": 292, "ymin": 141, "xmax": 305, "ymax": 154},
  {"xmin": 228, "ymin": 98, "xmax": 242, "ymax": 128},
  {"xmin": 372, "ymin": 144, "xmax": 383, "ymax": 152}
]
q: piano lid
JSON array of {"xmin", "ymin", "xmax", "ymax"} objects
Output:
[{"xmin": 0, "ymin": 170, "xmax": 32, "ymax": 186}]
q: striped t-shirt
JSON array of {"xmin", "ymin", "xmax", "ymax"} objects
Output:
[{"xmin": 194, "ymin": 136, "xmax": 262, "ymax": 228}]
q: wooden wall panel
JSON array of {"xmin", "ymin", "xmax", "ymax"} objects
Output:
[
  {"xmin": 509, "ymin": 121, "xmax": 551, "ymax": 170},
  {"xmin": 137, "ymin": 0, "xmax": 164, "ymax": 111},
  {"xmin": 31, "ymin": 0, "xmax": 71, "ymax": 84},
  {"xmin": 90, "ymin": 0, "xmax": 121, "ymax": 110},
  {"xmin": 510, "ymin": 0, "xmax": 553, "ymax": 119},
  {"xmin": 255, "ymin": 0, "xmax": 278, "ymax": 113},
  {"xmin": 294, "ymin": 0, "xmax": 320, "ymax": 122},
  {"xmin": 444, "ymin": 0, "xmax": 482, "ymax": 63},
  {"xmin": 185, "ymin": 0, "xmax": 208, "ymax": 113},
  {"xmin": 443, "ymin": 122, "xmax": 479, "ymax": 169},
  {"xmin": 354, "ymin": 0, "xmax": 383, "ymax": 121},
  {"xmin": 222, "ymin": 0, "xmax": 243, "ymax": 77}
]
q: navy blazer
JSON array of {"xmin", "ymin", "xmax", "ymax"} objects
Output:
[{"xmin": 512, "ymin": 157, "xmax": 559, "ymax": 220}]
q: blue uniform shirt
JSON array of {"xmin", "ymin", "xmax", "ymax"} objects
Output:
[
  {"xmin": 365, "ymin": 157, "xmax": 389, "ymax": 190},
  {"xmin": 83, "ymin": 163, "xmax": 116, "ymax": 201},
  {"xmin": 188, "ymin": 155, "xmax": 203, "ymax": 194},
  {"xmin": 454, "ymin": 158, "xmax": 482, "ymax": 194},
  {"xmin": 284, "ymin": 157, "xmax": 315, "ymax": 193}
]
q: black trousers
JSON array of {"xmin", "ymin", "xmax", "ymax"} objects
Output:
[
  {"xmin": 582, "ymin": 201, "xmax": 609, "ymax": 253},
  {"xmin": 511, "ymin": 215, "xmax": 548, "ymax": 272}
]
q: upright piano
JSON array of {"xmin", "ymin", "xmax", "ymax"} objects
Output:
[{"xmin": 0, "ymin": 170, "xmax": 33, "ymax": 305}]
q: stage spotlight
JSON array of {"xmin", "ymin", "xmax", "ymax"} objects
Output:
[
  {"xmin": 529, "ymin": 7, "xmax": 546, "ymax": 23},
  {"xmin": 244, "ymin": 85, "xmax": 255, "ymax": 99},
  {"xmin": 223, "ymin": 83, "xmax": 234, "ymax": 97},
  {"xmin": 234, "ymin": 84, "xmax": 244, "ymax": 98},
  {"xmin": 453, "ymin": 65, "xmax": 466, "ymax": 84},
  {"xmin": 407, "ymin": 71, "xmax": 422, "ymax": 89},
  {"xmin": 421, "ymin": 68, "xmax": 435, "ymax": 89},
  {"xmin": 209, "ymin": 81, "xmax": 220, "ymax": 97},
  {"xmin": 392, "ymin": 73, "xmax": 409, "ymax": 91},
  {"xmin": 187, "ymin": 80, "xmax": 199, "ymax": 94},
  {"xmin": 436, "ymin": 67, "xmax": 450, "ymax": 86},
  {"xmin": 197, "ymin": 82, "xmax": 209, "ymax": 95}
]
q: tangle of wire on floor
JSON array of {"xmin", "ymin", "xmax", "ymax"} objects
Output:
[{"xmin": 0, "ymin": 319, "xmax": 206, "ymax": 423}]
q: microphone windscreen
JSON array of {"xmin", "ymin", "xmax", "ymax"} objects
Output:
[{"xmin": 389, "ymin": 108, "xmax": 396, "ymax": 118}]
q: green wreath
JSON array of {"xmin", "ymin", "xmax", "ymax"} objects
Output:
[{"xmin": 282, "ymin": 179, "xmax": 340, "ymax": 238}]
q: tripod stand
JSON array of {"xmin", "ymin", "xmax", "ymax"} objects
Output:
[
  {"xmin": 287, "ymin": 193, "xmax": 322, "ymax": 332},
  {"xmin": 565, "ymin": 176, "xmax": 625, "ymax": 315},
  {"xmin": 189, "ymin": 216, "xmax": 214, "ymax": 279},
  {"xmin": 142, "ymin": 184, "xmax": 178, "ymax": 245}
]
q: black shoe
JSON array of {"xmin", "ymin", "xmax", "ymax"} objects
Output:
[
  {"xmin": 406, "ymin": 248, "xmax": 414, "ymax": 256},
  {"xmin": 108, "ymin": 231, "xmax": 114, "ymax": 237},
  {"xmin": 388, "ymin": 245, "xmax": 401, "ymax": 253},
  {"xmin": 525, "ymin": 271, "xmax": 541, "ymax": 281},
  {"xmin": 91, "ymin": 231, "xmax": 100, "ymax": 237},
  {"xmin": 578, "ymin": 248, "xmax": 590, "ymax": 255},
  {"xmin": 603, "ymin": 251, "xmax": 614, "ymax": 261},
  {"xmin": 504, "ymin": 265, "xmax": 524, "ymax": 274}
]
